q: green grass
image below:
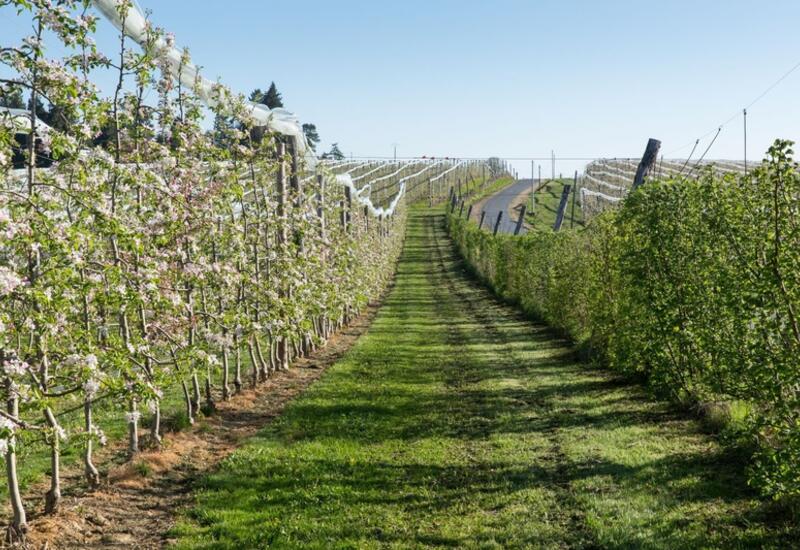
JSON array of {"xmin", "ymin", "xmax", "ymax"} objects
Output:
[
  {"xmin": 170, "ymin": 208, "xmax": 796, "ymax": 549},
  {"xmin": 526, "ymin": 178, "xmax": 583, "ymax": 231}
]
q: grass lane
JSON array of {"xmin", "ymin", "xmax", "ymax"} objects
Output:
[
  {"xmin": 171, "ymin": 208, "xmax": 795, "ymax": 549},
  {"xmin": 527, "ymin": 179, "xmax": 583, "ymax": 231}
]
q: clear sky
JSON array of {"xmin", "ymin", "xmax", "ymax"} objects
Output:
[{"xmin": 4, "ymin": 1, "xmax": 800, "ymax": 175}]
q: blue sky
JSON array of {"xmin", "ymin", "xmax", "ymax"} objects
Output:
[{"xmin": 3, "ymin": 1, "xmax": 800, "ymax": 175}]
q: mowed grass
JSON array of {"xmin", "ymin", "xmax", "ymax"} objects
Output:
[
  {"xmin": 526, "ymin": 178, "xmax": 583, "ymax": 231},
  {"xmin": 171, "ymin": 208, "xmax": 796, "ymax": 549}
]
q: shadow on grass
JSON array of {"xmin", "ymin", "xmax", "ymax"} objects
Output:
[{"xmin": 174, "ymin": 209, "xmax": 797, "ymax": 550}]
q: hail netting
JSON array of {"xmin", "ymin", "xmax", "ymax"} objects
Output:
[{"xmin": 91, "ymin": 0, "xmax": 410, "ymax": 217}]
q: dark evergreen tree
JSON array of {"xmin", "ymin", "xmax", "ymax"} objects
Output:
[
  {"xmin": 0, "ymin": 86, "xmax": 24, "ymax": 109},
  {"xmin": 324, "ymin": 142, "xmax": 344, "ymax": 161},
  {"xmin": 248, "ymin": 88, "xmax": 263, "ymax": 103},
  {"xmin": 302, "ymin": 123, "xmax": 320, "ymax": 151},
  {"xmin": 263, "ymin": 82, "xmax": 283, "ymax": 109}
]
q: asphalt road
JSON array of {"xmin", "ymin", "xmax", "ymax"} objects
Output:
[{"xmin": 480, "ymin": 179, "xmax": 534, "ymax": 234}]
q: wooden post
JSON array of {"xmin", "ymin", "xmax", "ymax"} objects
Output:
[
  {"xmin": 478, "ymin": 210, "xmax": 486, "ymax": 230},
  {"xmin": 316, "ymin": 174, "xmax": 325, "ymax": 240},
  {"xmin": 458, "ymin": 200, "xmax": 465, "ymax": 218},
  {"xmin": 344, "ymin": 186, "xmax": 352, "ymax": 233},
  {"xmin": 493, "ymin": 211, "xmax": 503, "ymax": 235},
  {"xmin": 276, "ymin": 141, "xmax": 289, "ymax": 371},
  {"xmin": 450, "ymin": 194, "xmax": 457, "ymax": 214},
  {"xmin": 553, "ymin": 184, "xmax": 572, "ymax": 231},
  {"xmin": 428, "ymin": 178, "xmax": 433, "ymax": 207},
  {"xmin": 570, "ymin": 170, "xmax": 577, "ymax": 228},
  {"xmin": 339, "ymin": 200, "xmax": 346, "ymax": 229},
  {"xmin": 632, "ymin": 138, "xmax": 661, "ymax": 189},
  {"xmin": 289, "ymin": 137, "xmax": 303, "ymax": 251},
  {"xmin": 466, "ymin": 204, "xmax": 473, "ymax": 220},
  {"xmin": 514, "ymin": 204, "xmax": 527, "ymax": 235},
  {"xmin": 276, "ymin": 142, "xmax": 287, "ymax": 246}
]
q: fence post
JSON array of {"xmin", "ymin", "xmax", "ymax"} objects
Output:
[
  {"xmin": 277, "ymin": 141, "xmax": 287, "ymax": 246},
  {"xmin": 316, "ymin": 174, "xmax": 325, "ymax": 240},
  {"xmin": 570, "ymin": 170, "xmax": 577, "ymax": 228},
  {"xmin": 632, "ymin": 138, "xmax": 661, "ymax": 189},
  {"xmin": 344, "ymin": 186, "xmax": 352, "ymax": 233},
  {"xmin": 553, "ymin": 184, "xmax": 572, "ymax": 231},
  {"xmin": 514, "ymin": 204, "xmax": 527, "ymax": 235},
  {"xmin": 479, "ymin": 210, "xmax": 486, "ymax": 230},
  {"xmin": 493, "ymin": 211, "xmax": 503, "ymax": 235},
  {"xmin": 466, "ymin": 204, "xmax": 473, "ymax": 220},
  {"xmin": 458, "ymin": 200, "xmax": 465, "ymax": 218}
]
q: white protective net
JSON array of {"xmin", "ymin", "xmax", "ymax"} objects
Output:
[{"xmin": 91, "ymin": 0, "xmax": 412, "ymax": 218}]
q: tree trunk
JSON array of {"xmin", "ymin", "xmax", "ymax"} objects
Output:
[
  {"xmin": 191, "ymin": 372, "xmax": 201, "ymax": 414},
  {"xmin": 233, "ymin": 338, "xmax": 242, "ymax": 393},
  {"xmin": 84, "ymin": 400, "xmax": 100, "ymax": 488},
  {"xmin": 247, "ymin": 341, "xmax": 259, "ymax": 388},
  {"xmin": 222, "ymin": 348, "xmax": 231, "ymax": 401},
  {"xmin": 43, "ymin": 408, "xmax": 61, "ymax": 514},
  {"xmin": 254, "ymin": 336, "xmax": 268, "ymax": 382},
  {"xmin": 181, "ymin": 380, "xmax": 194, "ymax": 425},
  {"xmin": 204, "ymin": 365, "xmax": 215, "ymax": 413},
  {"xmin": 5, "ymin": 389, "xmax": 27, "ymax": 543},
  {"xmin": 128, "ymin": 398, "xmax": 139, "ymax": 456}
]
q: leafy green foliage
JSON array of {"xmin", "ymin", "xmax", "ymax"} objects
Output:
[{"xmin": 448, "ymin": 140, "xmax": 800, "ymax": 500}]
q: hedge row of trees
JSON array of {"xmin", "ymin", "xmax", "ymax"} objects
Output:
[
  {"xmin": 0, "ymin": 0, "xmax": 404, "ymax": 543},
  {"xmin": 447, "ymin": 140, "xmax": 800, "ymax": 500}
]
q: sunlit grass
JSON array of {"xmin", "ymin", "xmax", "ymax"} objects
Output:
[{"xmin": 171, "ymin": 208, "xmax": 796, "ymax": 549}]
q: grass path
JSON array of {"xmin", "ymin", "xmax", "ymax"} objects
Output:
[{"xmin": 172, "ymin": 209, "xmax": 794, "ymax": 549}]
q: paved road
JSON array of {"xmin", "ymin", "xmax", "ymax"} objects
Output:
[{"xmin": 480, "ymin": 179, "xmax": 534, "ymax": 234}]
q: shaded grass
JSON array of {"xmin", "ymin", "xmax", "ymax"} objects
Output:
[
  {"xmin": 171, "ymin": 208, "xmax": 796, "ymax": 549},
  {"xmin": 526, "ymin": 179, "xmax": 583, "ymax": 231}
]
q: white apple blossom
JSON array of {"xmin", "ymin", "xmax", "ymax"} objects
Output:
[{"xmin": 0, "ymin": 267, "xmax": 24, "ymax": 296}]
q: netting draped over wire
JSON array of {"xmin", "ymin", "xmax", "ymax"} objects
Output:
[{"xmin": 91, "ymin": 0, "xmax": 412, "ymax": 218}]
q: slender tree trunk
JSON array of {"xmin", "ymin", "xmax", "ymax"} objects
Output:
[
  {"xmin": 254, "ymin": 336, "xmax": 268, "ymax": 382},
  {"xmin": 150, "ymin": 398, "xmax": 162, "ymax": 447},
  {"xmin": 248, "ymin": 341, "xmax": 259, "ymax": 388},
  {"xmin": 268, "ymin": 334, "xmax": 277, "ymax": 373},
  {"xmin": 84, "ymin": 400, "xmax": 100, "ymax": 488},
  {"xmin": 222, "ymin": 348, "xmax": 231, "ymax": 401},
  {"xmin": 204, "ymin": 365, "xmax": 215, "ymax": 413},
  {"xmin": 43, "ymin": 408, "xmax": 61, "ymax": 514},
  {"xmin": 233, "ymin": 337, "xmax": 242, "ymax": 393},
  {"xmin": 278, "ymin": 337, "xmax": 289, "ymax": 371},
  {"xmin": 191, "ymin": 372, "xmax": 201, "ymax": 413},
  {"xmin": 181, "ymin": 379, "xmax": 195, "ymax": 425},
  {"xmin": 145, "ymin": 358, "xmax": 161, "ymax": 446},
  {"xmin": 128, "ymin": 398, "xmax": 139, "ymax": 456},
  {"xmin": 5, "ymin": 385, "xmax": 27, "ymax": 543}
]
